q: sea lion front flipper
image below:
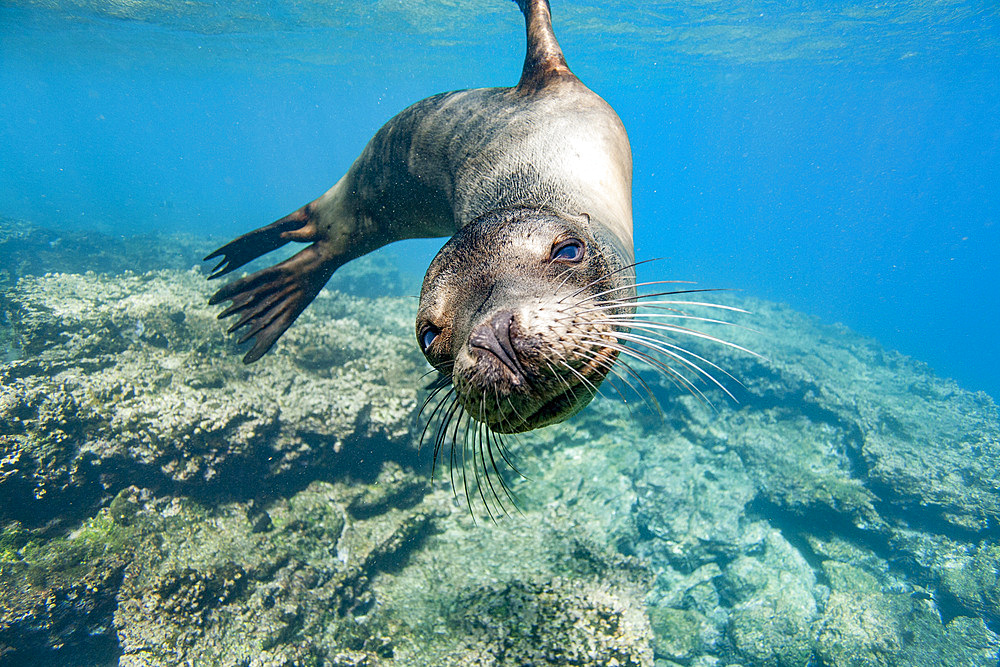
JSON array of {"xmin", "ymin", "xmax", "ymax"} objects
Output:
[
  {"xmin": 204, "ymin": 205, "xmax": 317, "ymax": 279},
  {"xmin": 205, "ymin": 203, "xmax": 339, "ymax": 363},
  {"xmin": 207, "ymin": 238, "xmax": 339, "ymax": 364}
]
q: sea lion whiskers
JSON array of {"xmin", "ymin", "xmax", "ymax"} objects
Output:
[
  {"xmin": 428, "ymin": 396, "xmax": 458, "ymax": 478},
  {"xmin": 418, "ymin": 364, "xmax": 454, "ymax": 385},
  {"xmin": 544, "ymin": 360, "xmax": 581, "ymax": 409},
  {"xmin": 445, "ymin": 402, "xmax": 477, "ymax": 514},
  {"xmin": 544, "ymin": 322, "xmax": 663, "ymax": 416},
  {"xmin": 416, "ymin": 373, "xmax": 525, "ymax": 519},
  {"xmin": 486, "ymin": 427, "xmax": 522, "ymax": 516},
  {"xmin": 600, "ymin": 328, "xmax": 744, "ymax": 400},
  {"xmin": 552, "ymin": 263, "xmax": 582, "ymax": 295},
  {"xmin": 434, "ymin": 391, "xmax": 466, "ymax": 484},
  {"xmin": 491, "ymin": 397, "xmax": 527, "ymax": 479},
  {"xmin": 476, "ymin": 412, "xmax": 511, "ymax": 523},
  {"xmin": 555, "ymin": 358, "xmax": 604, "ymax": 403},
  {"xmin": 475, "ymin": 394, "xmax": 514, "ymax": 523},
  {"xmin": 566, "ymin": 309, "xmax": 754, "ymax": 346},
  {"xmin": 561, "ymin": 351, "xmax": 642, "ymax": 417},
  {"xmin": 469, "ymin": 399, "xmax": 494, "ymax": 522},
  {"xmin": 567, "ymin": 285, "xmax": 721, "ymax": 311},
  {"xmin": 556, "ymin": 257, "xmax": 665, "ymax": 305},
  {"xmin": 547, "ymin": 258, "xmax": 763, "ymax": 407},
  {"xmin": 417, "ymin": 372, "xmax": 453, "ymax": 412},
  {"xmin": 588, "ymin": 318, "xmax": 759, "ymax": 365},
  {"xmin": 417, "ymin": 381, "xmax": 456, "ymax": 454},
  {"xmin": 569, "ymin": 332, "xmax": 719, "ymax": 407},
  {"xmin": 607, "ymin": 357, "xmax": 665, "ymax": 417},
  {"xmin": 457, "ymin": 408, "xmax": 476, "ymax": 520},
  {"xmin": 569, "ymin": 293, "xmax": 750, "ymax": 315}
]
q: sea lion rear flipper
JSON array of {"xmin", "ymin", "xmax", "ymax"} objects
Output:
[{"xmin": 513, "ymin": 0, "xmax": 574, "ymax": 93}]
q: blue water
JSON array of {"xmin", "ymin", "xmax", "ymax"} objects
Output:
[{"xmin": 2, "ymin": 0, "xmax": 998, "ymax": 398}]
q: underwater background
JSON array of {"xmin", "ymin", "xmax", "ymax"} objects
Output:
[
  {"xmin": 2, "ymin": 1, "xmax": 1000, "ymax": 666},
  {"xmin": 3, "ymin": 0, "xmax": 998, "ymax": 399}
]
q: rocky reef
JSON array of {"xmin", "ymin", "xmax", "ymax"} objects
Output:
[{"xmin": 1, "ymin": 224, "xmax": 999, "ymax": 666}]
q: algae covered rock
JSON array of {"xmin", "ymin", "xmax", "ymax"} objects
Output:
[
  {"xmin": 367, "ymin": 507, "xmax": 656, "ymax": 667},
  {"xmin": 633, "ymin": 426, "xmax": 756, "ymax": 571},
  {"xmin": 647, "ymin": 605, "xmax": 717, "ymax": 663},
  {"xmin": 1, "ymin": 268, "xmax": 426, "ymax": 526},
  {"xmin": 452, "ymin": 577, "xmax": 652, "ymax": 667},
  {"xmin": 0, "ymin": 489, "xmax": 149, "ymax": 664},
  {"xmin": 722, "ymin": 298, "xmax": 1000, "ymax": 537},
  {"xmin": 721, "ymin": 528, "xmax": 818, "ymax": 667},
  {"xmin": 809, "ymin": 558, "xmax": 1000, "ymax": 667},
  {"xmin": 113, "ymin": 473, "xmax": 440, "ymax": 667},
  {"xmin": 4, "ymin": 236, "xmax": 1000, "ymax": 666}
]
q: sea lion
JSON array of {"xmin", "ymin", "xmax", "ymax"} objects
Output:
[
  {"xmin": 206, "ymin": 0, "xmax": 636, "ymax": 438},
  {"xmin": 206, "ymin": 0, "xmax": 750, "ymax": 513}
]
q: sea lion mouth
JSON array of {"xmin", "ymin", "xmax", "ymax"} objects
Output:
[
  {"xmin": 460, "ymin": 340, "xmax": 620, "ymax": 434},
  {"xmin": 490, "ymin": 384, "xmax": 581, "ymax": 434}
]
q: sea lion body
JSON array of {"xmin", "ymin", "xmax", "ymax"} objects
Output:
[
  {"xmin": 315, "ymin": 83, "xmax": 632, "ymax": 262},
  {"xmin": 206, "ymin": 0, "xmax": 635, "ymax": 434}
]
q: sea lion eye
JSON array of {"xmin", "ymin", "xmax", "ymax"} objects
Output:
[
  {"xmin": 420, "ymin": 325, "xmax": 440, "ymax": 351},
  {"xmin": 550, "ymin": 238, "xmax": 584, "ymax": 263}
]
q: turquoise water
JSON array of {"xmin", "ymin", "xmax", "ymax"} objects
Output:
[
  {"xmin": 2, "ymin": 1, "xmax": 997, "ymax": 398},
  {"xmin": 3, "ymin": 3, "xmax": 1000, "ymax": 665}
]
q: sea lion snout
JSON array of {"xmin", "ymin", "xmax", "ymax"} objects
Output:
[{"xmin": 468, "ymin": 310, "xmax": 527, "ymax": 386}]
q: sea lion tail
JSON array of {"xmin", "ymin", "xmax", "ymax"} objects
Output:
[
  {"xmin": 512, "ymin": 0, "xmax": 573, "ymax": 92},
  {"xmin": 204, "ymin": 207, "xmax": 338, "ymax": 363}
]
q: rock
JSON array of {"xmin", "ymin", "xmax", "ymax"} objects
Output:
[
  {"xmin": 810, "ymin": 554, "xmax": 1000, "ymax": 667},
  {"xmin": 3, "ymin": 235, "xmax": 1000, "ymax": 666},
  {"xmin": 721, "ymin": 528, "xmax": 818, "ymax": 667},
  {"xmin": 112, "ymin": 477, "xmax": 438, "ymax": 666},
  {"xmin": 0, "ymin": 494, "xmax": 146, "ymax": 665},
  {"xmin": 633, "ymin": 428, "xmax": 756, "ymax": 571},
  {"xmin": 367, "ymin": 509, "xmax": 656, "ymax": 667},
  {"xmin": 648, "ymin": 606, "xmax": 717, "ymax": 663},
  {"xmin": 0, "ymin": 269, "xmax": 425, "ymax": 526},
  {"xmin": 451, "ymin": 577, "xmax": 653, "ymax": 667},
  {"xmin": 716, "ymin": 297, "xmax": 1000, "ymax": 537}
]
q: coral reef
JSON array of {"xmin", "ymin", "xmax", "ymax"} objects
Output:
[
  {"xmin": 112, "ymin": 476, "xmax": 441, "ymax": 667},
  {"xmin": 2, "ymin": 229, "xmax": 999, "ymax": 666}
]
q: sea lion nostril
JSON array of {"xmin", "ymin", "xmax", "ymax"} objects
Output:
[
  {"xmin": 489, "ymin": 310, "xmax": 515, "ymax": 338},
  {"xmin": 470, "ymin": 310, "xmax": 525, "ymax": 382}
]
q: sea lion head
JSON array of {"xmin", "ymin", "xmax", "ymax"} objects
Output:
[{"xmin": 416, "ymin": 206, "xmax": 635, "ymax": 434}]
